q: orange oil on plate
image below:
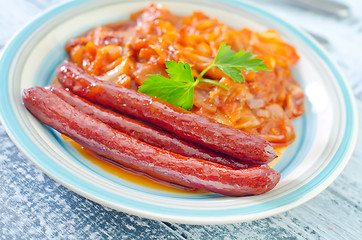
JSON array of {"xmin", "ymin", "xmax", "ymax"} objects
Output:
[
  {"xmin": 61, "ymin": 135, "xmax": 206, "ymax": 194},
  {"xmin": 268, "ymin": 146, "xmax": 286, "ymax": 168}
]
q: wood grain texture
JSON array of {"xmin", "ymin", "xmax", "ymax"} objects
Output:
[{"xmin": 1, "ymin": 0, "xmax": 361, "ymax": 239}]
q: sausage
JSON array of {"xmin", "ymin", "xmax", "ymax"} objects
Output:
[
  {"xmin": 22, "ymin": 86, "xmax": 280, "ymax": 196},
  {"xmin": 46, "ymin": 85, "xmax": 259, "ymax": 169},
  {"xmin": 56, "ymin": 61, "xmax": 277, "ymax": 164}
]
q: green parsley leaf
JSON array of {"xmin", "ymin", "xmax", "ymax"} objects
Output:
[
  {"xmin": 213, "ymin": 42, "xmax": 270, "ymax": 82},
  {"xmin": 164, "ymin": 61, "xmax": 194, "ymax": 83},
  {"xmin": 138, "ymin": 43, "xmax": 270, "ymax": 110},
  {"xmin": 138, "ymin": 62, "xmax": 196, "ymax": 110}
]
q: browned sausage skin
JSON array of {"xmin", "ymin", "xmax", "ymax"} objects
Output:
[
  {"xmin": 56, "ymin": 61, "xmax": 277, "ymax": 164},
  {"xmin": 46, "ymin": 85, "xmax": 259, "ymax": 169},
  {"xmin": 22, "ymin": 86, "xmax": 280, "ymax": 196}
]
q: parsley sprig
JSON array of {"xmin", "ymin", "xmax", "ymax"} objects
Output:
[{"xmin": 138, "ymin": 42, "xmax": 269, "ymax": 110}]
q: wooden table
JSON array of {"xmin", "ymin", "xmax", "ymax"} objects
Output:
[{"xmin": 1, "ymin": 0, "xmax": 361, "ymax": 239}]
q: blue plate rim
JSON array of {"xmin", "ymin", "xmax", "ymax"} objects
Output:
[{"xmin": 0, "ymin": 0, "xmax": 358, "ymax": 224}]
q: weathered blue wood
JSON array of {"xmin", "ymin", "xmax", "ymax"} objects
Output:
[{"xmin": 1, "ymin": 0, "xmax": 361, "ymax": 239}]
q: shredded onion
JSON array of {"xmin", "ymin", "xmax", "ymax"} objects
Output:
[{"xmin": 65, "ymin": 4, "xmax": 304, "ymax": 146}]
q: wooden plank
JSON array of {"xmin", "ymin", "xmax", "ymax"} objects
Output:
[
  {"xmin": 0, "ymin": 0, "xmax": 42, "ymax": 47},
  {"xmin": 1, "ymin": 0, "xmax": 362, "ymax": 239},
  {"xmin": 0, "ymin": 128, "xmax": 183, "ymax": 240}
]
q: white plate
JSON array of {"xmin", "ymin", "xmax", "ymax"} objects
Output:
[{"xmin": 0, "ymin": 0, "xmax": 358, "ymax": 224}]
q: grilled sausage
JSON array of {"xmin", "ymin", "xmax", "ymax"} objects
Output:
[
  {"xmin": 22, "ymin": 86, "xmax": 280, "ymax": 196},
  {"xmin": 56, "ymin": 61, "xmax": 277, "ymax": 164},
  {"xmin": 46, "ymin": 85, "xmax": 259, "ymax": 169}
]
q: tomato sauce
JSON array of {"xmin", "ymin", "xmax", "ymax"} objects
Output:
[{"xmin": 65, "ymin": 4, "xmax": 304, "ymax": 147}]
